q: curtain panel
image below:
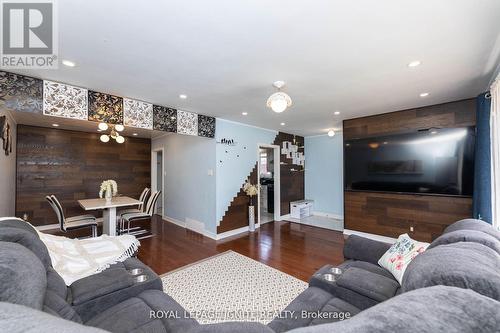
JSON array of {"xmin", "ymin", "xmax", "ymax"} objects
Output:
[{"xmin": 490, "ymin": 76, "xmax": 500, "ymax": 230}]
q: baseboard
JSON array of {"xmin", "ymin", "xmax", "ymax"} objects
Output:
[
  {"xmin": 215, "ymin": 226, "xmax": 250, "ymax": 240},
  {"xmin": 312, "ymin": 211, "xmax": 344, "ymax": 220},
  {"xmin": 162, "ymin": 215, "xmax": 218, "ymax": 240},
  {"xmin": 343, "ymin": 228, "xmax": 397, "ymax": 243}
]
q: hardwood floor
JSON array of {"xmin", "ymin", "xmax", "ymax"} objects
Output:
[{"xmin": 138, "ymin": 216, "xmax": 346, "ymax": 282}]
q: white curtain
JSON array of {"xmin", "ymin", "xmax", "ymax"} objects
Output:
[{"xmin": 490, "ymin": 75, "xmax": 500, "ymax": 230}]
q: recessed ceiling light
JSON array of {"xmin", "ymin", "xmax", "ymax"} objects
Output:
[
  {"xmin": 62, "ymin": 60, "xmax": 76, "ymax": 67},
  {"xmin": 132, "ymin": 133, "xmax": 138, "ymax": 136},
  {"xmin": 242, "ymin": 112, "xmax": 248, "ymax": 116},
  {"xmin": 334, "ymin": 111, "xmax": 340, "ymax": 115},
  {"xmin": 51, "ymin": 123, "xmax": 59, "ymax": 127},
  {"xmin": 408, "ymin": 60, "xmax": 421, "ymax": 68},
  {"xmin": 280, "ymin": 122, "xmax": 285, "ymax": 126},
  {"xmin": 419, "ymin": 92, "xmax": 430, "ymax": 97},
  {"xmin": 179, "ymin": 94, "xmax": 187, "ymax": 99}
]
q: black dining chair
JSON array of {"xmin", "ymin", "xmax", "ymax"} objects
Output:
[
  {"xmin": 119, "ymin": 191, "xmax": 161, "ymax": 235},
  {"xmin": 46, "ymin": 195, "xmax": 98, "ymax": 237},
  {"xmin": 116, "ymin": 187, "xmax": 151, "ymax": 234}
]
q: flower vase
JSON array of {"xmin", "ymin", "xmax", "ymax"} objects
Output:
[
  {"xmin": 248, "ymin": 205, "xmax": 255, "ymax": 232},
  {"xmin": 105, "ymin": 189, "xmax": 112, "ymax": 203}
]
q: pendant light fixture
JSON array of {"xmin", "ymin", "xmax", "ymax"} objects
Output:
[
  {"xmin": 267, "ymin": 81, "xmax": 292, "ymax": 113},
  {"xmin": 99, "ymin": 123, "xmax": 125, "ymax": 143}
]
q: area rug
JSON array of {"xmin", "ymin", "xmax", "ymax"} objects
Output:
[{"xmin": 160, "ymin": 251, "xmax": 307, "ymax": 324}]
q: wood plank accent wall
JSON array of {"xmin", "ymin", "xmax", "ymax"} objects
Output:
[
  {"xmin": 273, "ymin": 132, "xmax": 305, "ymax": 215},
  {"xmin": 16, "ymin": 125, "xmax": 151, "ymax": 226},
  {"xmin": 217, "ymin": 131, "xmax": 305, "ymax": 234},
  {"xmin": 343, "ymin": 98, "xmax": 476, "ymax": 242}
]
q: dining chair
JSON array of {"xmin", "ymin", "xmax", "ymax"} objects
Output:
[
  {"xmin": 46, "ymin": 195, "xmax": 98, "ymax": 237},
  {"xmin": 117, "ymin": 188, "xmax": 150, "ymax": 234},
  {"xmin": 119, "ymin": 191, "xmax": 161, "ymax": 235}
]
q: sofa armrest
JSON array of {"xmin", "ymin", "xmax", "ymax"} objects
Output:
[
  {"xmin": 343, "ymin": 235, "xmax": 392, "ymax": 265},
  {"xmin": 336, "ymin": 267, "xmax": 399, "ymax": 302},
  {"xmin": 69, "ymin": 268, "xmax": 134, "ymax": 305}
]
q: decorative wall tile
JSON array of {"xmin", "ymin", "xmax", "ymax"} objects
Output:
[
  {"xmin": 153, "ymin": 105, "xmax": 177, "ymax": 132},
  {"xmin": 43, "ymin": 80, "xmax": 88, "ymax": 120},
  {"xmin": 123, "ymin": 98, "xmax": 153, "ymax": 129},
  {"xmin": 88, "ymin": 91, "xmax": 123, "ymax": 124},
  {"xmin": 0, "ymin": 71, "xmax": 43, "ymax": 113},
  {"xmin": 198, "ymin": 115, "xmax": 215, "ymax": 138},
  {"xmin": 177, "ymin": 110, "xmax": 198, "ymax": 136}
]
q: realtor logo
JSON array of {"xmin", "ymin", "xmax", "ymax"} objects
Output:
[{"xmin": 1, "ymin": 0, "xmax": 58, "ymax": 68}]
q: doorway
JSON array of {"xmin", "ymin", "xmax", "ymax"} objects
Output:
[
  {"xmin": 257, "ymin": 144, "xmax": 281, "ymax": 227},
  {"xmin": 152, "ymin": 148, "xmax": 164, "ymax": 216}
]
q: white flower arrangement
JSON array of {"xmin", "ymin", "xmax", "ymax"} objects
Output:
[
  {"xmin": 99, "ymin": 180, "xmax": 118, "ymax": 199},
  {"xmin": 243, "ymin": 181, "xmax": 259, "ymax": 197}
]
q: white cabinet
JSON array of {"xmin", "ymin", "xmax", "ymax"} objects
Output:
[{"xmin": 290, "ymin": 200, "xmax": 313, "ymax": 219}]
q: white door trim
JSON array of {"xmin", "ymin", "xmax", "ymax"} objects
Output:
[
  {"xmin": 257, "ymin": 143, "xmax": 281, "ymax": 228},
  {"xmin": 151, "ymin": 148, "xmax": 165, "ymax": 216}
]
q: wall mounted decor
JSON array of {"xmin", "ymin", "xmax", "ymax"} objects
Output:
[
  {"xmin": 88, "ymin": 91, "xmax": 123, "ymax": 124},
  {"xmin": 0, "ymin": 71, "xmax": 43, "ymax": 114},
  {"xmin": 281, "ymin": 141, "xmax": 305, "ymax": 166},
  {"xmin": 43, "ymin": 80, "xmax": 88, "ymax": 120},
  {"xmin": 198, "ymin": 115, "xmax": 216, "ymax": 138},
  {"xmin": 177, "ymin": 110, "xmax": 198, "ymax": 135},
  {"xmin": 153, "ymin": 106, "xmax": 177, "ymax": 132},
  {"xmin": 217, "ymin": 138, "xmax": 236, "ymax": 146},
  {"xmin": 0, "ymin": 115, "xmax": 12, "ymax": 156},
  {"xmin": 123, "ymin": 98, "xmax": 153, "ymax": 129}
]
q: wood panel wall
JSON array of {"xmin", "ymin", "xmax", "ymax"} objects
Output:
[
  {"xmin": 343, "ymin": 98, "xmax": 476, "ymax": 242},
  {"xmin": 273, "ymin": 132, "xmax": 305, "ymax": 215},
  {"xmin": 16, "ymin": 125, "xmax": 151, "ymax": 226},
  {"xmin": 217, "ymin": 131, "xmax": 305, "ymax": 234}
]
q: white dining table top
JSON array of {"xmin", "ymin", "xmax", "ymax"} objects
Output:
[{"xmin": 78, "ymin": 196, "xmax": 142, "ymax": 210}]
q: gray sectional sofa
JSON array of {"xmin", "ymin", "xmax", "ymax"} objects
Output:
[{"xmin": 1, "ymin": 217, "xmax": 499, "ymax": 333}]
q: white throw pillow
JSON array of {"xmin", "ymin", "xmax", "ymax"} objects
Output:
[{"xmin": 378, "ymin": 233, "xmax": 429, "ymax": 284}]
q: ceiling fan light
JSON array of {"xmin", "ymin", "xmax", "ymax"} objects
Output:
[
  {"xmin": 98, "ymin": 123, "xmax": 108, "ymax": 131},
  {"xmin": 267, "ymin": 92, "xmax": 292, "ymax": 113},
  {"xmin": 116, "ymin": 136, "xmax": 125, "ymax": 144},
  {"xmin": 100, "ymin": 134, "xmax": 110, "ymax": 143}
]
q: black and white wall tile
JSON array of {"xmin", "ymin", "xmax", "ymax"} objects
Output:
[
  {"xmin": 123, "ymin": 98, "xmax": 153, "ymax": 129},
  {"xmin": 88, "ymin": 91, "xmax": 124, "ymax": 124},
  {"xmin": 177, "ymin": 110, "xmax": 198, "ymax": 136},
  {"xmin": 198, "ymin": 114, "xmax": 216, "ymax": 138},
  {"xmin": 0, "ymin": 71, "xmax": 43, "ymax": 114},
  {"xmin": 43, "ymin": 81, "xmax": 88, "ymax": 120},
  {"xmin": 153, "ymin": 105, "xmax": 177, "ymax": 132}
]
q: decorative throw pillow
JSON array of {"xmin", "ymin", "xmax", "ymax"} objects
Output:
[{"xmin": 378, "ymin": 234, "xmax": 429, "ymax": 284}]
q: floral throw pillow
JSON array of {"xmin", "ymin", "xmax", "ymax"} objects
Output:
[{"xmin": 378, "ymin": 234, "xmax": 429, "ymax": 284}]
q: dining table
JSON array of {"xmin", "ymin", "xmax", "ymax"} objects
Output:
[{"xmin": 78, "ymin": 196, "xmax": 142, "ymax": 236}]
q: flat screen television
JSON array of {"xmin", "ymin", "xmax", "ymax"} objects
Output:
[{"xmin": 344, "ymin": 126, "xmax": 475, "ymax": 196}]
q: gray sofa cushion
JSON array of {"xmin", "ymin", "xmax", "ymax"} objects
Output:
[
  {"xmin": 0, "ymin": 302, "xmax": 106, "ymax": 333},
  {"xmin": 429, "ymin": 229, "xmax": 500, "ymax": 254},
  {"xmin": 43, "ymin": 290, "xmax": 82, "ymax": 323},
  {"xmin": 335, "ymin": 267, "xmax": 400, "ymax": 302},
  {"xmin": 0, "ymin": 218, "xmax": 39, "ymax": 236},
  {"xmin": 0, "ymin": 242, "xmax": 47, "ymax": 309},
  {"xmin": 0, "ymin": 227, "xmax": 52, "ymax": 268},
  {"xmin": 343, "ymin": 235, "xmax": 392, "ymax": 265},
  {"xmin": 72, "ymin": 258, "xmax": 163, "ymax": 322},
  {"xmin": 268, "ymin": 286, "xmax": 359, "ymax": 333},
  {"xmin": 288, "ymin": 286, "xmax": 500, "ymax": 333},
  {"xmin": 402, "ymin": 242, "xmax": 500, "ymax": 301},
  {"xmin": 444, "ymin": 218, "xmax": 500, "ymax": 241},
  {"xmin": 85, "ymin": 290, "xmax": 198, "ymax": 333},
  {"xmin": 47, "ymin": 267, "xmax": 68, "ymax": 299},
  {"xmin": 188, "ymin": 322, "xmax": 274, "ymax": 333}
]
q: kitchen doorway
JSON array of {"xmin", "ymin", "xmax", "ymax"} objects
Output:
[{"xmin": 257, "ymin": 144, "xmax": 281, "ymax": 227}]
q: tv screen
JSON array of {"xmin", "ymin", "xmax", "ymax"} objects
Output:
[{"xmin": 344, "ymin": 127, "xmax": 475, "ymax": 196}]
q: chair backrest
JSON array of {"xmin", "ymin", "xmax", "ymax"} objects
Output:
[
  {"xmin": 138, "ymin": 188, "xmax": 151, "ymax": 212},
  {"xmin": 145, "ymin": 191, "xmax": 161, "ymax": 216},
  {"xmin": 46, "ymin": 195, "xmax": 65, "ymax": 231}
]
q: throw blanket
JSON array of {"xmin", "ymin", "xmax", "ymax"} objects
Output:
[{"xmin": 38, "ymin": 232, "xmax": 140, "ymax": 285}]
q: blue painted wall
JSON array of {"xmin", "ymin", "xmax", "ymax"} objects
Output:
[
  {"xmin": 305, "ymin": 133, "xmax": 344, "ymax": 218},
  {"xmin": 215, "ymin": 119, "xmax": 277, "ymax": 224},
  {"xmin": 152, "ymin": 134, "xmax": 217, "ymax": 233}
]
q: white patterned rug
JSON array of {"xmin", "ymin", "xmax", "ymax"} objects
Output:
[{"xmin": 161, "ymin": 251, "xmax": 307, "ymax": 324}]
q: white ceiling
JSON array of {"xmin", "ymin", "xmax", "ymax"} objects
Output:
[{"xmin": 11, "ymin": 0, "xmax": 500, "ymax": 136}]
